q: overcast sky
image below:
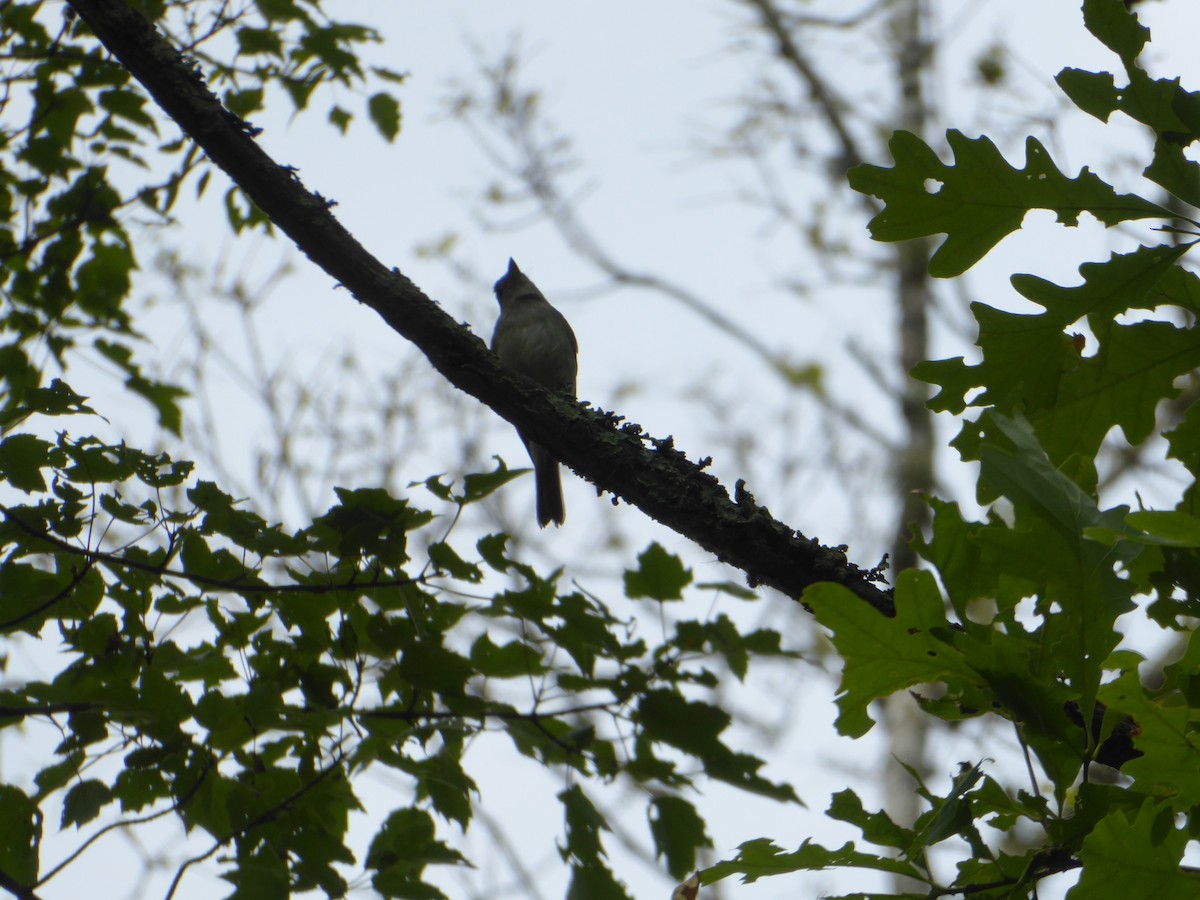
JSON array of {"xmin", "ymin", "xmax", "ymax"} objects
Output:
[{"xmin": 9, "ymin": 2, "xmax": 1200, "ymax": 898}]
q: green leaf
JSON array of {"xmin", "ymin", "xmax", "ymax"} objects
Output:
[
  {"xmin": 469, "ymin": 632, "xmax": 540, "ymax": 678},
  {"xmin": 0, "ymin": 433, "xmax": 50, "ymax": 492},
  {"xmin": 1056, "ymin": 68, "xmax": 1120, "ymax": 122},
  {"xmin": 805, "ymin": 571, "xmax": 977, "ymax": 737},
  {"xmin": 223, "ymin": 185, "xmax": 273, "ymax": 234},
  {"xmin": 637, "ymin": 690, "xmax": 731, "ymax": 758},
  {"xmin": 1072, "ymin": 800, "xmax": 1200, "ymax": 897},
  {"xmin": 308, "ymin": 486, "xmax": 431, "ymax": 566},
  {"xmin": 707, "ymin": 837, "xmax": 925, "ymax": 885},
  {"xmin": 223, "ymin": 844, "xmax": 291, "ymax": 898},
  {"xmin": 254, "ymin": 0, "xmax": 301, "ymax": 22},
  {"xmin": 1101, "ymin": 669, "xmax": 1200, "ymax": 808},
  {"xmin": 397, "ymin": 641, "xmax": 473, "ymax": 696},
  {"xmin": 982, "ymin": 243, "xmax": 1188, "ymax": 431},
  {"xmin": 155, "ymin": 639, "xmax": 236, "ymax": 685},
  {"xmin": 136, "ymin": 667, "xmax": 193, "ymax": 744},
  {"xmin": 624, "ymin": 542, "xmax": 692, "ymax": 601},
  {"xmin": 674, "ymin": 615, "xmax": 751, "ymax": 680},
  {"xmin": 559, "ymin": 784, "xmax": 610, "ymax": 864},
  {"xmin": 367, "ymin": 91, "xmax": 401, "ymax": 142},
  {"xmin": 97, "ymin": 87, "xmax": 156, "ymax": 129},
  {"xmin": 1166, "ymin": 399, "xmax": 1200, "ymax": 488},
  {"xmin": 1031, "ymin": 317, "xmax": 1200, "ymax": 466},
  {"xmin": 180, "ymin": 531, "xmax": 263, "ymax": 588},
  {"xmin": 1061, "ymin": 7, "xmax": 1200, "ymax": 202},
  {"xmin": 565, "ymin": 863, "xmax": 629, "ymax": 900},
  {"xmin": 978, "ymin": 413, "xmax": 1134, "ymax": 705},
  {"xmin": 32, "ymin": 752, "xmax": 84, "ymax": 797},
  {"xmin": 236, "ymin": 26, "xmax": 283, "ymax": 57},
  {"xmin": 426, "ymin": 541, "xmax": 481, "ymax": 582},
  {"xmin": 188, "ymin": 481, "xmax": 271, "ymax": 546},
  {"xmin": 31, "ymin": 80, "xmax": 93, "ymax": 147},
  {"xmin": 98, "ymin": 491, "xmax": 147, "ymax": 524},
  {"xmin": 1096, "ymin": 510, "xmax": 1200, "ymax": 548},
  {"xmin": 556, "ymin": 788, "xmax": 634, "ymax": 897},
  {"xmin": 827, "ymin": 789, "xmax": 914, "ymax": 851},
  {"xmin": 636, "ymin": 690, "xmax": 798, "ymax": 802},
  {"xmin": 225, "ymin": 87, "xmax": 264, "ymax": 119},
  {"xmin": 366, "ymin": 808, "xmax": 465, "ymax": 899},
  {"xmin": 927, "ymin": 246, "xmax": 1187, "ymax": 427},
  {"xmin": 848, "ymin": 130, "xmax": 1170, "ymax": 277},
  {"xmin": 0, "ymin": 785, "xmax": 38, "ymax": 884},
  {"xmin": 17, "ymin": 378, "xmax": 97, "ymax": 419},
  {"xmin": 912, "ymin": 498, "xmax": 1000, "ymax": 619},
  {"xmin": 61, "ymin": 778, "xmax": 112, "ymax": 828},
  {"xmin": 648, "ymin": 796, "xmax": 713, "ymax": 878},
  {"xmin": 546, "ymin": 591, "xmax": 623, "ymax": 679},
  {"xmin": 0, "ymin": 561, "xmax": 104, "ymax": 633},
  {"xmin": 328, "ymin": 105, "xmax": 352, "ymax": 134},
  {"xmin": 403, "ymin": 743, "xmax": 477, "ymax": 828},
  {"xmin": 371, "ymin": 66, "xmax": 409, "ymax": 86},
  {"xmin": 1082, "ymin": 0, "xmax": 1149, "ymax": 64},
  {"xmin": 459, "ymin": 456, "xmax": 525, "ymax": 502},
  {"xmin": 59, "ymin": 435, "xmax": 137, "ymax": 483},
  {"xmin": 75, "ymin": 241, "xmax": 134, "ymax": 321},
  {"xmin": 194, "ymin": 687, "xmax": 273, "ymax": 751},
  {"xmin": 964, "ymin": 775, "xmax": 1048, "ymax": 834},
  {"xmin": 979, "ymin": 413, "xmax": 1114, "ymax": 538},
  {"xmin": 1144, "ymin": 139, "xmax": 1200, "ymax": 207},
  {"xmin": 183, "ymin": 770, "xmax": 235, "ymax": 840},
  {"xmin": 906, "ymin": 762, "xmax": 986, "ymax": 860}
]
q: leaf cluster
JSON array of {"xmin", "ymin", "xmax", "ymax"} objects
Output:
[
  {"xmin": 706, "ymin": 2, "xmax": 1200, "ymax": 897},
  {"xmin": 0, "ymin": 392, "xmax": 798, "ymax": 898},
  {"xmin": 0, "ymin": 0, "xmax": 401, "ymax": 435}
]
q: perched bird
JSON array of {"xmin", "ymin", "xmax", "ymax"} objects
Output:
[
  {"xmin": 490, "ymin": 258, "xmax": 578, "ymax": 527},
  {"xmin": 671, "ymin": 872, "xmax": 701, "ymax": 900}
]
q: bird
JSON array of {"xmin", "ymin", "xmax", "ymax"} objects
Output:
[
  {"xmin": 671, "ymin": 872, "xmax": 701, "ymax": 900},
  {"xmin": 490, "ymin": 258, "xmax": 578, "ymax": 527}
]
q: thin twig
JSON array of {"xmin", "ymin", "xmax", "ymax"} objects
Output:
[
  {"xmin": 0, "ymin": 870, "xmax": 43, "ymax": 900},
  {"xmin": 743, "ymin": 0, "xmax": 877, "ymax": 205}
]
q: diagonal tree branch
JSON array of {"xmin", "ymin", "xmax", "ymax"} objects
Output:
[
  {"xmin": 64, "ymin": 0, "xmax": 893, "ymax": 616},
  {"xmin": 744, "ymin": 0, "xmax": 877, "ymax": 198}
]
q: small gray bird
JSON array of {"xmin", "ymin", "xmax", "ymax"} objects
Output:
[{"xmin": 490, "ymin": 258, "xmax": 578, "ymax": 527}]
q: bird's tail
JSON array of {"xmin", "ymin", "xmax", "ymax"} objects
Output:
[{"xmin": 530, "ymin": 442, "xmax": 565, "ymax": 527}]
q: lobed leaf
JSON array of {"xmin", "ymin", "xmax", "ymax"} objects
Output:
[{"xmin": 848, "ymin": 130, "xmax": 1169, "ymax": 277}]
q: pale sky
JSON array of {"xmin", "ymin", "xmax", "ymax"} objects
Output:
[{"xmin": 7, "ymin": 2, "xmax": 1200, "ymax": 898}]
